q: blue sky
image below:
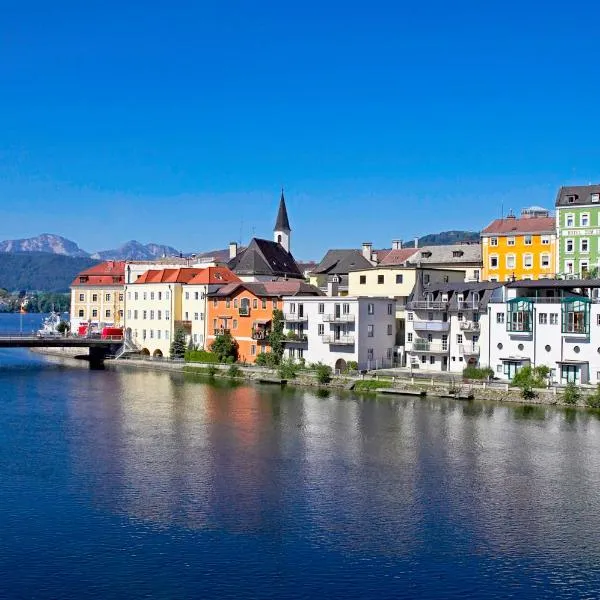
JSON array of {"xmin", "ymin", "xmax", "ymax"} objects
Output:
[{"xmin": 1, "ymin": 0, "xmax": 599, "ymax": 260}]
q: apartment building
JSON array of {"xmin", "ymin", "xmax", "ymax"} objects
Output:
[
  {"xmin": 206, "ymin": 281, "xmax": 322, "ymax": 363},
  {"xmin": 405, "ymin": 277, "xmax": 500, "ymax": 373},
  {"xmin": 70, "ymin": 260, "xmax": 126, "ymax": 332},
  {"xmin": 486, "ymin": 279, "xmax": 600, "ymax": 385},
  {"xmin": 481, "ymin": 207, "xmax": 556, "ymax": 282},
  {"xmin": 281, "ymin": 296, "xmax": 396, "ymax": 371},
  {"xmin": 555, "ymin": 185, "xmax": 600, "ymax": 278}
]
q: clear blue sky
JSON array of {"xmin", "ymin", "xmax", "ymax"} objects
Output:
[{"xmin": 1, "ymin": 0, "xmax": 599, "ymax": 260}]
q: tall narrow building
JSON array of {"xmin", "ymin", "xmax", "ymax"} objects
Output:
[{"xmin": 273, "ymin": 189, "xmax": 291, "ymax": 253}]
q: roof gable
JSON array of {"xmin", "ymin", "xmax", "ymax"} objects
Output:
[{"xmin": 228, "ymin": 238, "xmax": 303, "ymax": 279}]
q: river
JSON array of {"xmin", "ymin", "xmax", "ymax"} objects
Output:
[{"xmin": 0, "ymin": 313, "xmax": 599, "ymax": 599}]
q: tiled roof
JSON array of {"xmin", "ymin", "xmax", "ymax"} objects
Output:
[
  {"xmin": 78, "ymin": 260, "xmax": 126, "ymax": 276},
  {"xmin": 228, "ymin": 238, "xmax": 303, "ymax": 279},
  {"xmin": 208, "ymin": 281, "xmax": 323, "ymax": 298},
  {"xmin": 133, "ymin": 268, "xmax": 204, "ymax": 284},
  {"xmin": 187, "ymin": 266, "xmax": 240, "ymax": 285},
  {"xmin": 379, "ymin": 248, "xmax": 419, "ymax": 266},
  {"xmin": 481, "ymin": 216, "xmax": 555, "ymax": 235},
  {"xmin": 409, "ymin": 278, "xmax": 501, "ymax": 309},
  {"xmin": 71, "ymin": 260, "xmax": 126, "ymax": 287},
  {"xmin": 312, "ymin": 249, "xmax": 374, "ymax": 275},
  {"xmin": 555, "ymin": 184, "xmax": 600, "ymax": 207}
]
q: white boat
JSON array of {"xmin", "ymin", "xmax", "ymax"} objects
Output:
[{"xmin": 37, "ymin": 311, "xmax": 65, "ymax": 337}]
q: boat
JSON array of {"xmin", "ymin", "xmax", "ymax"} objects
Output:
[{"xmin": 37, "ymin": 311, "xmax": 64, "ymax": 337}]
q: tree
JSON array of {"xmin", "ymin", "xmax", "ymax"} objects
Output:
[
  {"xmin": 210, "ymin": 332, "xmax": 239, "ymax": 363},
  {"xmin": 314, "ymin": 362, "xmax": 332, "ymax": 384},
  {"xmin": 170, "ymin": 328, "xmax": 187, "ymax": 359},
  {"xmin": 56, "ymin": 320, "xmax": 70, "ymax": 335},
  {"xmin": 512, "ymin": 365, "xmax": 550, "ymax": 400},
  {"xmin": 267, "ymin": 308, "xmax": 285, "ymax": 364}
]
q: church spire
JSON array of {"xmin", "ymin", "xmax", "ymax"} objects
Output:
[{"xmin": 274, "ymin": 188, "xmax": 291, "ymax": 232}]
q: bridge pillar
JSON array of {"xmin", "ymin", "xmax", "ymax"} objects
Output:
[{"xmin": 88, "ymin": 346, "xmax": 108, "ymax": 369}]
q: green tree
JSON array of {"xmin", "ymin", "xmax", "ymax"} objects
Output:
[
  {"xmin": 563, "ymin": 382, "xmax": 581, "ymax": 406},
  {"xmin": 169, "ymin": 328, "xmax": 187, "ymax": 359},
  {"xmin": 314, "ymin": 362, "xmax": 333, "ymax": 384},
  {"xmin": 56, "ymin": 320, "xmax": 70, "ymax": 334},
  {"xmin": 278, "ymin": 358, "xmax": 299, "ymax": 380},
  {"xmin": 267, "ymin": 309, "xmax": 285, "ymax": 364},
  {"xmin": 210, "ymin": 332, "xmax": 239, "ymax": 363},
  {"xmin": 512, "ymin": 365, "xmax": 550, "ymax": 400}
]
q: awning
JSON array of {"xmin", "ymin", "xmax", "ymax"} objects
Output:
[
  {"xmin": 499, "ymin": 357, "xmax": 531, "ymax": 363},
  {"xmin": 253, "ymin": 319, "xmax": 271, "ymax": 325},
  {"xmin": 556, "ymin": 360, "xmax": 588, "ymax": 365}
]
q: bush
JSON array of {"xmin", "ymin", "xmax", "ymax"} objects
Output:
[
  {"xmin": 347, "ymin": 361, "xmax": 358, "ymax": 372},
  {"xmin": 512, "ymin": 365, "xmax": 551, "ymax": 401},
  {"xmin": 278, "ymin": 358, "xmax": 299, "ymax": 380},
  {"xmin": 255, "ymin": 352, "xmax": 279, "ymax": 368},
  {"xmin": 210, "ymin": 333, "xmax": 239, "ymax": 363},
  {"xmin": 562, "ymin": 382, "xmax": 581, "ymax": 406},
  {"xmin": 353, "ymin": 379, "xmax": 391, "ymax": 393},
  {"xmin": 207, "ymin": 364, "xmax": 218, "ymax": 378},
  {"xmin": 56, "ymin": 320, "xmax": 70, "ymax": 334},
  {"xmin": 227, "ymin": 364, "xmax": 242, "ymax": 378},
  {"xmin": 184, "ymin": 350, "xmax": 218, "ymax": 363},
  {"xmin": 315, "ymin": 363, "xmax": 332, "ymax": 384},
  {"xmin": 585, "ymin": 386, "xmax": 600, "ymax": 409},
  {"xmin": 463, "ymin": 366, "xmax": 494, "ymax": 380}
]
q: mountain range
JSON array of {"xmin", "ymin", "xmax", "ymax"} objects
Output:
[{"xmin": 0, "ymin": 234, "xmax": 180, "ymax": 260}]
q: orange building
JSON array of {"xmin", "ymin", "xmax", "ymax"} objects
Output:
[
  {"xmin": 481, "ymin": 208, "xmax": 557, "ymax": 282},
  {"xmin": 206, "ymin": 281, "xmax": 322, "ymax": 363}
]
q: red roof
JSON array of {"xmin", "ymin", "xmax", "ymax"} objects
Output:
[
  {"xmin": 379, "ymin": 248, "xmax": 419, "ymax": 266},
  {"xmin": 482, "ymin": 216, "xmax": 555, "ymax": 235},
  {"xmin": 134, "ymin": 268, "xmax": 205, "ymax": 284},
  {"xmin": 187, "ymin": 266, "xmax": 240, "ymax": 285},
  {"xmin": 71, "ymin": 260, "xmax": 126, "ymax": 287}
]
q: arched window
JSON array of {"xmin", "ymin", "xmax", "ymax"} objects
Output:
[{"xmin": 239, "ymin": 297, "xmax": 250, "ymax": 316}]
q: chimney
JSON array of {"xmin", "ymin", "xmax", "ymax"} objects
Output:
[
  {"xmin": 327, "ymin": 277, "xmax": 339, "ymax": 297},
  {"xmin": 414, "ymin": 237, "xmax": 419, "ymax": 248},
  {"xmin": 229, "ymin": 242, "xmax": 238, "ymax": 259},
  {"xmin": 372, "ymin": 252, "xmax": 378, "ymax": 263},
  {"xmin": 362, "ymin": 242, "xmax": 373, "ymax": 261},
  {"xmin": 392, "ymin": 239, "xmax": 402, "ymax": 250}
]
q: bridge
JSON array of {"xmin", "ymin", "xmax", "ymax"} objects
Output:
[{"xmin": 0, "ymin": 334, "xmax": 125, "ymax": 366}]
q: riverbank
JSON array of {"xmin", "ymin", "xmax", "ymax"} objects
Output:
[{"xmin": 105, "ymin": 356, "xmax": 596, "ymax": 408}]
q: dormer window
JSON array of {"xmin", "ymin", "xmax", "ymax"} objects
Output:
[
  {"xmin": 441, "ymin": 293, "xmax": 448, "ymax": 302},
  {"xmin": 567, "ymin": 195, "xmax": 576, "ymax": 203},
  {"xmin": 592, "ymin": 193, "xmax": 600, "ymax": 203},
  {"xmin": 457, "ymin": 294, "xmax": 464, "ymax": 303},
  {"xmin": 452, "ymin": 250, "xmax": 463, "ymax": 257}
]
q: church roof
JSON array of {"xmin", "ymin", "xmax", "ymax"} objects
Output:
[
  {"xmin": 228, "ymin": 238, "xmax": 303, "ymax": 279},
  {"xmin": 274, "ymin": 190, "xmax": 291, "ymax": 231}
]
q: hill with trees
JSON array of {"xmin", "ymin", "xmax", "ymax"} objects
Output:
[{"xmin": 403, "ymin": 231, "xmax": 480, "ymax": 248}]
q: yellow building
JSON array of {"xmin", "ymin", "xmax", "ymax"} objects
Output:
[{"xmin": 481, "ymin": 208, "xmax": 556, "ymax": 282}]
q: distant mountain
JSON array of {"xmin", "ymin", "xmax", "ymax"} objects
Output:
[
  {"xmin": 91, "ymin": 240, "xmax": 180, "ymax": 260},
  {"xmin": 0, "ymin": 253, "xmax": 99, "ymax": 292},
  {"xmin": 403, "ymin": 231, "xmax": 480, "ymax": 248},
  {"xmin": 0, "ymin": 234, "xmax": 90, "ymax": 257}
]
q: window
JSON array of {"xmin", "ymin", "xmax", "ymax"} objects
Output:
[
  {"xmin": 427, "ymin": 334, "xmax": 433, "ymax": 342},
  {"xmin": 253, "ymin": 299, "xmax": 258, "ymax": 309},
  {"xmin": 581, "ymin": 239, "xmax": 589, "ymax": 253},
  {"xmin": 359, "ymin": 275, "xmax": 366, "ymax": 284},
  {"xmin": 490, "ymin": 256, "xmax": 498, "ymax": 269},
  {"xmin": 318, "ymin": 324, "xmax": 324, "ymax": 335},
  {"xmin": 597, "ymin": 314, "xmax": 600, "ymax": 326},
  {"xmin": 157, "ymin": 330, "xmax": 161, "ymax": 340},
  {"xmin": 92, "ymin": 309, "xmax": 98, "ymax": 318},
  {"xmin": 442, "ymin": 335, "xmax": 448, "ymax": 351},
  {"xmin": 194, "ymin": 313, "xmax": 199, "ymax": 321},
  {"xmin": 318, "ymin": 303, "xmax": 324, "ymax": 314},
  {"xmin": 424, "ymin": 274, "xmax": 430, "ymax": 284},
  {"xmin": 184, "ymin": 292, "xmax": 189, "ymax": 300},
  {"xmin": 166, "ymin": 292, "xmax": 170, "ymax": 300},
  {"xmin": 143, "ymin": 310, "xmax": 147, "ymax": 320},
  {"xmin": 368, "ymin": 325, "xmax": 374, "ymax": 337},
  {"xmin": 377, "ymin": 275, "xmax": 384, "ymax": 284},
  {"xmin": 550, "ymin": 313, "xmax": 558, "ymax": 325},
  {"xmin": 407, "ymin": 312, "xmax": 413, "ymax": 321},
  {"xmin": 127, "ymin": 310, "xmax": 131, "ymax": 319},
  {"xmin": 226, "ymin": 298, "xmax": 230, "ymax": 308},
  {"xmin": 78, "ymin": 309, "xmax": 84, "ymax": 317},
  {"xmin": 367, "ymin": 303, "xmax": 374, "ymax": 315},
  {"xmin": 387, "ymin": 348, "xmax": 393, "ymax": 360},
  {"xmin": 149, "ymin": 330, "xmax": 153, "ymax": 339},
  {"xmin": 566, "ymin": 239, "xmax": 574, "ymax": 253},
  {"xmin": 79, "ymin": 293, "xmax": 84, "ymax": 301},
  {"xmin": 251, "ymin": 345, "xmax": 256, "ymax": 356},
  {"xmin": 566, "ymin": 214, "xmax": 574, "ymax": 226},
  {"xmin": 142, "ymin": 329, "xmax": 147, "ymax": 340},
  {"xmin": 165, "ymin": 330, "xmax": 170, "ymax": 340},
  {"xmin": 134, "ymin": 310, "xmax": 138, "ymax": 319},
  {"xmin": 289, "ymin": 302, "xmax": 296, "ymax": 314},
  {"xmin": 541, "ymin": 254, "xmax": 550, "ymax": 268},
  {"xmin": 150, "ymin": 310, "xmax": 155, "ymax": 320},
  {"xmin": 541, "ymin": 236, "xmax": 550, "ymax": 245},
  {"xmin": 581, "ymin": 261, "xmax": 589, "ymax": 275},
  {"xmin": 92, "ymin": 294, "xmax": 98, "ymax": 302},
  {"xmin": 421, "ymin": 355, "xmax": 427, "ymax": 364},
  {"xmin": 150, "ymin": 292, "xmax": 155, "ymax": 300},
  {"xmin": 407, "ymin": 333, "xmax": 413, "ymax": 342},
  {"xmin": 262, "ymin": 299, "xmax": 267, "ymax": 309},
  {"xmin": 194, "ymin": 292, "xmax": 199, "ymax": 300},
  {"xmin": 387, "ymin": 303, "xmax": 393, "ymax": 315},
  {"xmin": 273, "ymin": 300, "xmax": 277, "ymax": 309},
  {"xmin": 134, "ymin": 292, "xmax": 138, "ymax": 301},
  {"xmin": 387, "ymin": 324, "xmax": 393, "ymax": 335},
  {"xmin": 157, "ymin": 310, "xmax": 161, "ymax": 320},
  {"xmin": 490, "ymin": 237, "xmax": 498, "ymax": 246},
  {"xmin": 507, "ymin": 298, "xmax": 533, "ymax": 332},
  {"xmin": 457, "ymin": 334, "xmax": 463, "ymax": 344},
  {"xmin": 200, "ymin": 313, "xmax": 204, "ymax": 320},
  {"xmin": 396, "ymin": 274, "xmax": 403, "ymax": 284},
  {"xmin": 506, "ymin": 254, "xmax": 516, "ymax": 269},
  {"xmin": 342, "ymin": 303, "xmax": 350, "ymax": 314},
  {"xmin": 158, "ymin": 292, "xmax": 162, "ymax": 300},
  {"xmin": 592, "ymin": 193, "xmax": 600, "ymax": 203},
  {"xmin": 473, "ymin": 270, "xmax": 480, "ymax": 281},
  {"xmin": 524, "ymin": 235, "xmax": 532, "ymax": 245},
  {"xmin": 233, "ymin": 319, "xmax": 237, "ymax": 329},
  {"xmin": 539, "ymin": 313, "xmax": 547, "ymax": 324},
  {"xmin": 165, "ymin": 310, "xmax": 170, "ymax": 320},
  {"xmin": 507, "ymin": 237, "xmax": 515, "ymax": 246},
  {"xmin": 143, "ymin": 292, "xmax": 147, "ymax": 300},
  {"xmin": 234, "ymin": 299, "xmax": 238, "ymax": 308},
  {"xmin": 184, "ymin": 312, "xmax": 188, "ymax": 321},
  {"xmin": 428, "ymin": 312, "xmax": 434, "ymax": 321},
  {"xmin": 581, "ymin": 213, "xmax": 590, "ymax": 227},
  {"xmin": 456, "ymin": 312, "xmax": 463, "ymax": 321},
  {"xmin": 565, "ymin": 260, "xmax": 574, "ymax": 274},
  {"xmin": 523, "ymin": 254, "xmax": 533, "ymax": 268}
]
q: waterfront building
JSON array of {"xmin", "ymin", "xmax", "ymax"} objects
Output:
[
  {"xmin": 206, "ymin": 280, "xmax": 322, "ymax": 363},
  {"xmin": 555, "ymin": 184, "xmax": 600, "ymax": 278},
  {"xmin": 281, "ymin": 294, "xmax": 396, "ymax": 371},
  {"xmin": 481, "ymin": 207, "xmax": 556, "ymax": 282},
  {"xmin": 70, "ymin": 260, "xmax": 126, "ymax": 332},
  {"xmin": 486, "ymin": 279, "xmax": 600, "ymax": 385},
  {"xmin": 404, "ymin": 276, "xmax": 500, "ymax": 373}
]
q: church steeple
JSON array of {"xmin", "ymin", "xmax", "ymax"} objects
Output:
[{"xmin": 274, "ymin": 188, "xmax": 291, "ymax": 253}]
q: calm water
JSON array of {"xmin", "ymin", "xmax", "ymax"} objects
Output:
[{"xmin": 1, "ymin": 313, "xmax": 600, "ymax": 599}]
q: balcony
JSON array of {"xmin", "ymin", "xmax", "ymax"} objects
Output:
[
  {"xmin": 283, "ymin": 334, "xmax": 308, "ymax": 344},
  {"xmin": 410, "ymin": 341, "xmax": 448, "ymax": 353},
  {"xmin": 457, "ymin": 301, "xmax": 481, "ymax": 310},
  {"xmin": 459, "ymin": 321, "xmax": 480, "ymax": 332},
  {"xmin": 413, "ymin": 320, "xmax": 450, "ymax": 332},
  {"xmin": 284, "ymin": 313, "xmax": 308, "ymax": 322},
  {"xmin": 322, "ymin": 335, "xmax": 355, "ymax": 345},
  {"xmin": 175, "ymin": 320, "xmax": 192, "ymax": 332},
  {"xmin": 322, "ymin": 314, "xmax": 355, "ymax": 323},
  {"xmin": 407, "ymin": 301, "xmax": 448, "ymax": 310},
  {"xmin": 238, "ymin": 307, "xmax": 250, "ymax": 317},
  {"xmin": 459, "ymin": 344, "xmax": 480, "ymax": 356},
  {"xmin": 213, "ymin": 328, "xmax": 231, "ymax": 336},
  {"xmin": 251, "ymin": 329, "xmax": 269, "ymax": 340}
]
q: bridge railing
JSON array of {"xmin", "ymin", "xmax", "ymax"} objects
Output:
[{"xmin": 0, "ymin": 333, "xmax": 123, "ymax": 342}]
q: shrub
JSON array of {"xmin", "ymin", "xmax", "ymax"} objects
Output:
[
  {"xmin": 255, "ymin": 352, "xmax": 279, "ymax": 368},
  {"xmin": 227, "ymin": 364, "xmax": 242, "ymax": 378},
  {"xmin": 184, "ymin": 350, "xmax": 218, "ymax": 363},
  {"xmin": 278, "ymin": 358, "xmax": 299, "ymax": 380},
  {"xmin": 512, "ymin": 365, "xmax": 551, "ymax": 401},
  {"xmin": 347, "ymin": 361, "xmax": 358, "ymax": 372},
  {"xmin": 353, "ymin": 379, "xmax": 391, "ymax": 393},
  {"xmin": 56, "ymin": 320, "xmax": 70, "ymax": 334},
  {"xmin": 463, "ymin": 366, "xmax": 494, "ymax": 380},
  {"xmin": 315, "ymin": 363, "xmax": 332, "ymax": 384},
  {"xmin": 210, "ymin": 333, "xmax": 239, "ymax": 363},
  {"xmin": 562, "ymin": 382, "xmax": 581, "ymax": 406},
  {"xmin": 207, "ymin": 364, "xmax": 218, "ymax": 378}
]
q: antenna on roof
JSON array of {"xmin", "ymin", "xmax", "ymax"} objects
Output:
[
  {"xmin": 501, "ymin": 201, "xmax": 504, "ymax": 220},
  {"xmin": 239, "ymin": 217, "xmax": 244, "ymax": 247}
]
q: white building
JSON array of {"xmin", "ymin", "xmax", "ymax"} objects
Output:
[
  {"xmin": 485, "ymin": 279, "xmax": 600, "ymax": 385},
  {"xmin": 281, "ymin": 296, "xmax": 396, "ymax": 371},
  {"xmin": 405, "ymin": 277, "xmax": 500, "ymax": 373}
]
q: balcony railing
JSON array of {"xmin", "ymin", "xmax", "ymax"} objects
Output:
[
  {"xmin": 213, "ymin": 328, "xmax": 231, "ymax": 336},
  {"xmin": 459, "ymin": 321, "xmax": 480, "ymax": 332},
  {"xmin": 251, "ymin": 329, "xmax": 269, "ymax": 340},
  {"xmin": 239, "ymin": 307, "xmax": 250, "ymax": 317},
  {"xmin": 407, "ymin": 301, "xmax": 448, "ymax": 310},
  {"xmin": 413, "ymin": 321, "xmax": 450, "ymax": 332},
  {"xmin": 322, "ymin": 335, "xmax": 355, "ymax": 345},
  {"xmin": 283, "ymin": 334, "xmax": 308, "ymax": 343},
  {"xmin": 284, "ymin": 313, "xmax": 308, "ymax": 322},
  {"xmin": 459, "ymin": 344, "xmax": 480, "ymax": 355},
  {"xmin": 410, "ymin": 341, "xmax": 448, "ymax": 353},
  {"xmin": 322, "ymin": 314, "xmax": 355, "ymax": 323},
  {"xmin": 457, "ymin": 301, "xmax": 481, "ymax": 310}
]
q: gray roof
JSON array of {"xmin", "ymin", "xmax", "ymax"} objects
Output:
[
  {"xmin": 555, "ymin": 184, "xmax": 600, "ymax": 208},
  {"xmin": 312, "ymin": 249, "xmax": 373, "ymax": 275},
  {"xmin": 227, "ymin": 238, "xmax": 303, "ymax": 279},
  {"xmin": 406, "ymin": 244, "xmax": 482, "ymax": 266},
  {"xmin": 409, "ymin": 277, "xmax": 501, "ymax": 310},
  {"xmin": 507, "ymin": 278, "xmax": 600, "ymax": 289},
  {"xmin": 274, "ymin": 190, "xmax": 291, "ymax": 231}
]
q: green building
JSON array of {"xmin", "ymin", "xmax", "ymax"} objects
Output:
[{"xmin": 555, "ymin": 185, "xmax": 600, "ymax": 278}]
